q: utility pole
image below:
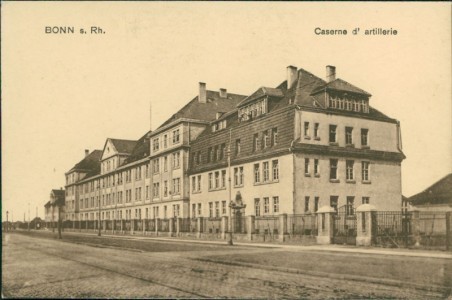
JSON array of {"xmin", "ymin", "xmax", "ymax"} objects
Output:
[
  {"xmin": 227, "ymin": 129, "xmax": 233, "ymax": 246},
  {"xmin": 57, "ymin": 201, "xmax": 62, "ymax": 239},
  {"xmin": 35, "ymin": 206, "xmax": 38, "ymax": 229},
  {"xmin": 28, "ymin": 203, "xmax": 30, "ymax": 231},
  {"xmin": 6, "ymin": 211, "xmax": 8, "ymax": 232}
]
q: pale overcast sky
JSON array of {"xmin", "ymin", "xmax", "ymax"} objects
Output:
[{"xmin": 2, "ymin": 2, "xmax": 451, "ymax": 221}]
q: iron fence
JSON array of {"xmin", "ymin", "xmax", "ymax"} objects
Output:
[
  {"xmin": 232, "ymin": 216, "xmax": 247, "ymax": 234},
  {"xmin": 255, "ymin": 216, "xmax": 279, "ymax": 236},
  {"xmin": 288, "ymin": 214, "xmax": 317, "ymax": 236},
  {"xmin": 202, "ymin": 217, "xmax": 222, "ymax": 234},
  {"xmin": 179, "ymin": 218, "xmax": 191, "ymax": 233}
]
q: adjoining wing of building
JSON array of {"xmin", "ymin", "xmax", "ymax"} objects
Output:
[
  {"xmin": 408, "ymin": 174, "xmax": 452, "ymax": 212},
  {"xmin": 57, "ymin": 65, "xmax": 405, "ymax": 223}
]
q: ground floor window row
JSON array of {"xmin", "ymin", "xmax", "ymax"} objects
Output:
[{"xmin": 77, "ymin": 204, "xmax": 182, "ymax": 221}]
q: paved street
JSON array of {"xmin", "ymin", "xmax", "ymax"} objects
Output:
[{"xmin": 2, "ymin": 231, "xmax": 452, "ymax": 299}]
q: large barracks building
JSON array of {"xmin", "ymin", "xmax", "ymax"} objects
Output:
[{"xmin": 60, "ymin": 65, "xmax": 405, "ymax": 225}]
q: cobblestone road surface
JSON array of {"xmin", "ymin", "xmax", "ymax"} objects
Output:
[{"xmin": 2, "ymin": 231, "xmax": 451, "ymax": 299}]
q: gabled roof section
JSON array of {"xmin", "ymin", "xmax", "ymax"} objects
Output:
[
  {"xmin": 237, "ymin": 87, "xmax": 284, "ymax": 108},
  {"xmin": 51, "ymin": 189, "xmax": 65, "ymax": 206},
  {"xmin": 123, "ymin": 130, "xmax": 151, "ymax": 165},
  {"xmin": 68, "ymin": 150, "xmax": 102, "ymax": 173},
  {"xmin": 409, "ymin": 174, "xmax": 452, "ymax": 206},
  {"xmin": 110, "ymin": 139, "xmax": 137, "ymax": 154},
  {"xmin": 157, "ymin": 90, "xmax": 247, "ymax": 129},
  {"xmin": 311, "ymin": 78, "xmax": 371, "ymax": 97}
]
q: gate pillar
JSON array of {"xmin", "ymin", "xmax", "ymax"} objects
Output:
[
  {"xmin": 316, "ymin": 206, "xmax": 335, "ymax": 244},
  {"xmin": 356, "ymin": 204, "xmax": 377, "ymax": 246},
  {"xmin": 197, "ymin": 217, "xmax": 202, "ymax": 238},
  {"xmin": 221, "ymin": 216, "xmax": 228, "ymax": 240},
  {"xmin": 279, "ymin": 214, "xmax": 288, "ymax": 241},
  {"xmin": 247, "ymin": 216, "xmax": 255, "ymax": 241}
]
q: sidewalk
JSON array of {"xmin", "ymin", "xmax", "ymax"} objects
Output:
[{"xmin": 55, "ymin": 229, "xmax": 452, "ymax": 259}]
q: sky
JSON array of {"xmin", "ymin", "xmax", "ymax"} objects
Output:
[{"xmin": 2, "ymin": 2, "xmax": 451, "ymax": 221}]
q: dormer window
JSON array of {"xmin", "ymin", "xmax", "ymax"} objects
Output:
[
  {"xmin": 212, "ymin": 120, "xmax": 227, "ymax": 133},
  {"xmin": 238, "ymin": 98, "xmax": 268, "ymax": 122},
  {"xmin": 328, "ymin": 92, "xmax": 369, "ymax": 114}
]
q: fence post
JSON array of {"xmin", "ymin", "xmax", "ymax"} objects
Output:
[
  {"xmin": 197, "ymin": 217, "xmax": 202, "ymax": 238},
  {"xmin": 279, "ymin": 214, "xmax": 288, "ymax": 241},
  {"xmin": 155, "ymin": 218, "xmax": 159, "ymax": 236},
  {"xmin": 316, "ymin": 206, "xmax": 335, "ymax": 244},
  {"xmin": 169, "ymin": 218, "xmax": 174, "ymax": 237},
  {"xmin": 221, "ymin": 216, "xmax": 228, "ymax": 240},
  {"xmin": 247, "ymin": 215, "xmax": 255, "ymax": 241},
  {"xmin": 411, "ymin": 209, "xmax": 421, "ymax": 247},
  {"xmin": 176, "ymin": 218, "xmax": 181, "ymax": 237},
  {"xmin": 356, "ymin": 204, "xmax": 377, "ymax": 246}
]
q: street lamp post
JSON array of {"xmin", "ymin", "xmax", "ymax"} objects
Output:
[{"xmin": 227, "ymin": 129, "xmax": 233, "ymax": 246}]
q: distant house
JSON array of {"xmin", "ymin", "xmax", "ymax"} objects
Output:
[
  {"xmin": 44, "ymin": 189, "xmax": 66, "ymax": 227},
  {"xmin": 409, "ymin": 174, "xmax": 452, "ymax": 212}
]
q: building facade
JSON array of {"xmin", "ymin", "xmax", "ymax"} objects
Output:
[{"xmin": 55, "ymin": 65, "xmax": 405, "ymax": 223}]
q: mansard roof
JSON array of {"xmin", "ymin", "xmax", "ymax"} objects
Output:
[
  {"xmin": 409, "ymin": 174, "xmax": 452, "ymax": 206},
  {"xmin": 311, "ymin": 78, "xmax": 372, "ymax": 97},
  {"xmin": 67, "ymin": 150, "xmax": 102, "ymax": 173},
  {"xmin": 157, "ymin": 90, "xmax": 247, "ymax": 129},
  {"xmin": 237, "ymin": 87, "xmax": 284, "ymax": 108},
  {"xmin": 123, "ymin": 130, "xmax": 151, "ymax": 165}
]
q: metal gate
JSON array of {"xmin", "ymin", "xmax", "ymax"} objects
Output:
[{"xmin": 332, "ymin": 205, "xmax": 357, "ymax": 245}]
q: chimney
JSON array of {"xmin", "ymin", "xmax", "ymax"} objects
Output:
[
  {"xmin": 219, "ymin": 88, "xmax": 227, "ymax": 98},
  {"xmin": 287, "ymin": 65, "xmax": 298, "ymax": 89},
  {"xmin": 326, "ymin": 65, "xmax": 336, "ymax": 82},
  {"xmin": 85, "ymin": 149, "xmax": 89, "ymax": 157},
  {"xmin": 199, "ymin": 82, "xmax": 207, "ymax": 103}
]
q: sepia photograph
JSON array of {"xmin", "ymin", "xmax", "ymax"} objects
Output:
[{"xmin": 2, "ymin": 2, "xmax": 451, "ymax": 299}]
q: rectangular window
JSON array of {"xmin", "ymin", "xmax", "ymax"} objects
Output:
[
  {"xmin": 253, "ymin": 133, "xmax": 259, "ymax": 152},
  {"xmin": 345, "ymin": 127, "xmax": 353, "ymax": 145},
  {"xmin": 215, "ymin": 171, "xmax": 220, "ymax": 188},
  {"xmin": 172, "ymin": 129, "xmax": 180, "ymax": 144},
  {"xmin": 304, "ymin": 158, "xmax": 310, "ymax": 175},
  {"xmin": 314, "ymin": 123, "xmax": 319, "ymax": 138},
  {"xmin": 362, "ymin": 161, "xmax": 370, "ymax": 181},
  {"xmin": 209, "ymin": 202, "xmax": 213, "ymax": 218},
  {"xmin": 192, "ymin": 204, "xmax": 196, "ymax": 218},
  {"xmin": 192, "ymin": 177, "xmax": 196, "ymax": 192},
  {"xmin": 146, "ymin": 186, "xmax": 149, "ymax": 199},
  {"xmin": 214, "ymin": 146, "xmax": 219, "ymax": 162},
  {"xmin": 172, "ymin": 178, "xmax": 180, "ymax": 194},
  {"xmin": 153, "ymin": 138, "xmax": 159, "ymax": 151},
  {"xmin": 221, "ymin": 170, "xmax": 226, "ymax": 188},
  {"xmin": 254, "ymin": 163, "xmax": 260, "ymax": 183},
  {"xmin": 263, "ymin": 161, "xmax": 269, "ymax": 182},
  {"xmin": 153, "ymin": 159, "xmax": 160, "ymax": 173},
  {"xmin": 254, "ymin": 198, "xmax": 261, "ymax": 216},
  {"xmin": 262, "ymin": 130, "xmax": 269, "ymax": 148},
  {"xmin": 346, "ymin": 160, "xmax": 354, "ymax": 180},
  {"xmin": 304, "ymin": 122, "xmax": 310, "ymax": 137},
  {"xmin": 209, "ymin": 173, "xmax": 213, "ymax": 190},
  {"xmin": 198, "ymin": 203, "xmax": 202, "ymax": 217},
  {"xmin": 361, "ymin": 129, "xmax": 369, "ymax": 146},
  {"xmin": 329, "ymin": 125, "xmax": 337, "ymax": 143},
  {"xmin": 362, "ymin": 197, "xmax": 370, "ymax": 204},
  {"xmin": 263, "ymin": 197, "xmax": 270, "ymax": 214},
  {"xmin": 163, "ymin": 134, "xmax": 168, "ymax": 148},
  {"xmin": 235, "ymin": 139, "xmax": 241, "ymax": 156},
  {"xmin": 164, "ymin": 156, "xmax": 168, "ymax": 172},
  {"xmin": 220, "ymin": 143, "xmax": 226, "ymax": 160},
  {"xmin": 272, "ymin": 128, "xmax": 278, "ymax": 146},
  {"xmin": 164, "ymin": 206, "xmax": 167, "ymax": 219},
  {"xmin": 172, "ymin": 152, "xmax": 180, "ymax": 168},
  {"xmin": 273, "ymin": 196, "xmax": 279, "ymax": 213},
  {"xmin": 207, "ymin": 147, "xmax": 212, "ymax": 163},
  {"xmin": 222, "ymin": 201, "xmax": 226, "ymax": 215},
  {"xmin": 197, "ymin": 175, "xmax": 201, "ymax": 191},
  {"xmin": 163, "ymin": 181, "xmax": 168, "ymax": 197},
  {"xmin": 330, "ymin": 159, "xmax": 338, "ymax": 180},
  {"xmin": 153, "ymin": 183, "xmax": 160, "ymax": 198},
  {"xmin": 272, "ymin": 160, "xmax": 279, "ymax": 180},
  {"xmin": 314, "ymin": 197, "xmax": 319, "ymax": 212},
  {"xmin": 305, "ymin": 196, "xmax": 310, "ymax": 213},
  {"xmin": 330, "ymin": 196, "xmax": 338, "ymax": 211},
  {"xmin": 314, "ymin": 159, "xmax": 319, "ymax": 175},
  {"xmin": 346, "ymin": 196, "xmax": 355, "ymax": 215}
]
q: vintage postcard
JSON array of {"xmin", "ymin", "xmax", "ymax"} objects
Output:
[{"xmin": 2, "ymin": 2, "xmax": 451, "ymax": 299}]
